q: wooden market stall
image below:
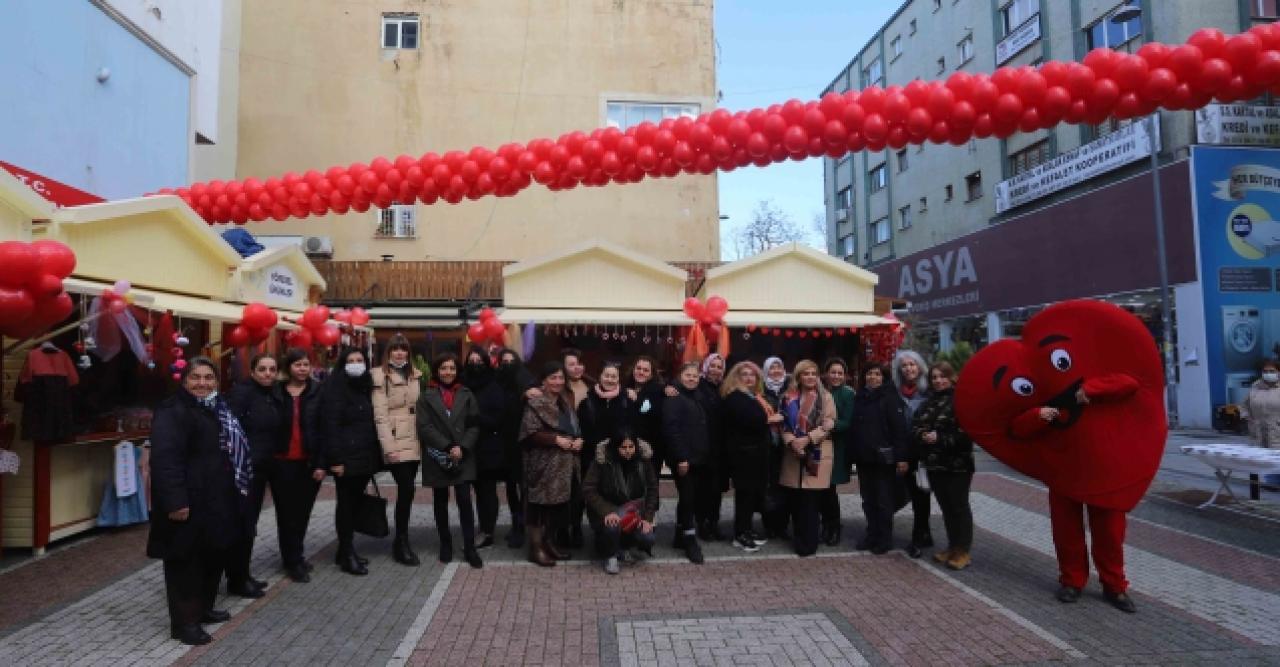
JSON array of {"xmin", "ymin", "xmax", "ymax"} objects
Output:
[{"xmin": 1, "ymin": 195, "xmax": 327, "ymax": 555}]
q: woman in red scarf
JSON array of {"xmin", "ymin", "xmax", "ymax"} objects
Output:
[{"xmin": 416, "ymin": 353, "xmax": 483, "ymax": 569}]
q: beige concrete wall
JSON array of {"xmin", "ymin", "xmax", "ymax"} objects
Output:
[
  {"xmin": 192, "ymin": 0, "xmax": 242, "ymax": 183},
  {"xmin": 236, "ymin": 0, "xmax": 719, "ymax": 262}
]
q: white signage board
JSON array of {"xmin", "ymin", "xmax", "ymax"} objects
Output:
[
  {"xmin": 1196, "ymin": 104, "xmax": 1280, "ymax": 147},
  {"xmin": 996, "ymin": 14, "xmax": 1041, "ymax": 66}
]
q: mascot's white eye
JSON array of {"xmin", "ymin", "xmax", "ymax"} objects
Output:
[
  {"xmin": 1010, "ymin": 377, "xmax": 1035, "ymax": 396},
  {"xmin": 1050, "ymin": 349, "xmax": 1072, "ymax": 372}
]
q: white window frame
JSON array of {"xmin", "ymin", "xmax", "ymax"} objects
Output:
[
  {"xmin": 1087, "ymin": 9, "xmax": 1142, "ymax": 50},
  {"xmin": 839, "ymin": 234, "xmax": 855, "ymax": 258},
  {"xmin": 868, "ymin": 164, "xmax": 888, "ymax": 193},
  {"xmin": 862, "ymin": 57, "xmax": 884, "ymax": 87},
  {"xmin": 836, "ymin": 187, "xmax": 852, "ymax": 211},
  {"xmin": 375, "ymin": 203, "xmax": 417, "ymax": 238},
  {"xmin": 957, "ymin": 34, "xmax": 974, "ymax": 66},
  {"xmin": 1001, "ymin": 0, "xmax": 1039, "ymax": 37},
  {"xmin": 382, "ymin": 14, "xmax": 420, "ymax": 50},
  {"xmin": 891, "ymin": 36, "xmax": 903, "ymax": 60},
  {"xmin": 605, "ymin": 101, "xmax": 700, "ymax": 130},
  {"xmin": 896, "ymin": 149, "xmax": 909, "ymax": 173},
  {"xmin": 1253, "ymin": 0, "xmax": 1280, "ymax": 19},
  {"xmin": 871, "ymin": 217, "xmax": 891, "ymax": 246},
  {"xmin": 898, "ymin": 204, "xmax": 912, "ymax": 230}
]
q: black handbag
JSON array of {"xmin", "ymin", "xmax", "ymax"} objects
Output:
[{"xmin": 353, "ymin": 479, "xmax": 390, "ymax": 538}]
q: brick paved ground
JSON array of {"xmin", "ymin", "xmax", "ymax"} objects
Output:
[{"xmin": 1, "ymin": 464, "xmax": 1278, "ymax": 666}]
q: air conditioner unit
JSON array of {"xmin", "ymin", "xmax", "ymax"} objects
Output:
[
  {"xmin": 835, "ymin": 208, "xmax": 848, "ymax": 221},
  {"xmin": 303, "ymin": 235, "xmax": 334, "ymax": 257}
]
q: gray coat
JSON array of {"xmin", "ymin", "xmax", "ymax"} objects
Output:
[{"xmin": 416, "ymin": 385, "xmax": 479, "ymax": 487}]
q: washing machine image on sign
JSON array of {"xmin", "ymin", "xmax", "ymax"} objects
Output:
[{"xmin": 1222, "ymin": 306, "xmax": 1262, "ymax": 374}]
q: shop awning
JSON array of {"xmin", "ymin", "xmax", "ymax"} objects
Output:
[
  {"xmin": 366, "ymin": 306, "xmax": 464, "ymax": 329},
  {"xmin": 721, "ymin": 311, "xmax": 895, "ymax": 328},
  {"xmin": 65, "ymin": 277, "xmax": 251, "ymax": 322},
  {"xmin": 498, "ymin": 308, "xmax": 689, "ymax": 325}
]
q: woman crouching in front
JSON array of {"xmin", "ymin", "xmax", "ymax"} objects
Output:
[{"xmin": 583, "ymin": 428, "xmax": 659, "ymax": 574}]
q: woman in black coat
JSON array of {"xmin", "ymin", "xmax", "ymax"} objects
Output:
[
  {"xmin": 496, "ymin": 348, "xmax": 532, "ymax": 548},
  {"xmin": 849, "ymin": 363, "xmax": 910, "ymax": 555},
  {"xmin": 696, "ymin": 354, "xmax": 728, "ymax": 541},
  {"xmin": 271, "ymin": 347, "xmax": 327, "ymax": 582},
  {"xmin": 417, "ymin": 352, "xmax": 483, "ymax": 569},
  {"xmin": 321, "ymin": 347, "xmax": 383, "ymax": 576},
  {"xmin": 147, "ymin": 357, "xmax": 252, "ymax": 646},
  {"xmin": 663, "ymin": 362, "xmax": 710, "ymax": 563},
  {"xmin": 720, "ymin": 361, "xmax": 780, "ymax": 553},
  {"xmin": 626, "ymin": 356, "xmax": 667, "ymax": 467},
  {"xmin": 224, "ymin": 353, "xmax": 287, "ymax": 598},
  {"xmin": 466, "ymin": 347, "xmax": 507, "ymax": 550}
]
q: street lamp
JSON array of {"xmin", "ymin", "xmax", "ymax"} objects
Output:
[{"xmin": 1111, "ymin": 5, "xmax": 1178, "ymax": 426}]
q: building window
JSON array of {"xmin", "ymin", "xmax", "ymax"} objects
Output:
[
  {"xmin": 863, "ymin": 57, "xmax": 884, "ymax": 87},
  {"xmin": 836, "ymin": 187, "xmax": 852, "ymax": 211},
  {"xmin": 898, "ymin": 204, "xmax": 912, "ymax": 230},
  {"xmin": 896, "ymin": 149, "xmax": 909, "ymax": 173},
  {"xmin": 1009, "ymin": 139, "xmax": 1052, "ymax": 176},
  {"xmin": 945, "ymin": 184, "xmax": 954, "ymax": 201},
  {"xmin": 936, "ymin": 57, "xmax": 946, "ymax": 74},
  {"xmin": 965, "ymin": 172, "xmax": 983, "ymax": 201},
  {"xmin": 871, "ymin": 217, "xmax": 891, "ymax": 245},
  {"xmin": 382, "ymin": 13, "xmax": 420, "ymax": 49},
  {"xmin": 1087, "ymin": 9, "xmax": 1142, "ymax": 49},
  {"xmin": 1001, "ymin": 0, "xmax": 1039, "ymax": 36},
  {"xmin": 1253, "ymin": 0, "xmax": 1280, "ymax": 18},
  {"xmin": 957, "ymin": 34, "xmax": 974, "ymax": 65},
  {"xmin": 933, "ymin": 0, "xmax": 942, "ymax": 11},
  {"xmin": 891, "ymin": 36, "xmax": 903, "ymax": 59},
  {"xmin": 910, "ymin": 19, "xmax": 918, "ymax": 35},
  {"xmin": 376, "ymin": 203, "xmax": 417, "ymax": 238},
  {"xmin": 869, "ymin": 164, "xmax": 888, "ymax": 193},
  {"xmin": 919, "ymin": 196, "xmax": 928, "ymax": 212},
  {"xmin": 839, "ymin": 234, "xmax": 855, "ymax": 258},
  {"xmin": 606, "ymin": 102, "xmax": 699, "ymax": 130},
  {"xmin": 837, "ymin": 154, "xmax": 852, "ymax": 172}
]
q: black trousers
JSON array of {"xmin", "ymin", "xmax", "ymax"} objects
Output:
[
  {"xmin": 672, "ymin": 466, "xmax": 697, "ymax": 535},
  {"xmin": 818, "ymin": 486, "xmax": 841, "ymax": 531},
  {"xmin": 432, "ymin": 482, "xmax": 477, "ymax": 550},
  {"xmin": 733, "ymin": 487, "xmax": 766, "ymax": 537},
  {"xmin": 164, "ymin": 548, "xmax": 225, "ymax": 629},
  {"xmin": 475, "ymin": 471, "xmax": 522, "ymax": 534},
  {"xmin": 787, "ymin": 488, "xmax": 822, "ymax": 556},
  {"xmin": 226, "ymin": 458, "xmax": 272, "ymax": 587},
  {"xmin": 856, "ymin": 463, "xmax": 898, "ymax": 550},
  {"xmin": 692, "ymin": 464, "xmax": 722, "ymax": 527},
  {"xmin": 764, "ymin": 448, "xmax": 790, "ymax": 536},
  {"xmin": 904, "ymin": 465, "xmax": 933, "ymax": 544},
  {"xmin": 928, "ymin": 470, "xmax": 974, "ymax": 551},
  {"xmin": 592, "ymin": 519, "xmax": 657, "ymax": 558},
  {"xmin": 272, "ymin": 459, "xmax": 321, "ymax": 568},
  {"xmin": 334, "ymin": 474, "xmax": 372, "ymax": 551},
  {"xmin": 387, "ymin": 461, "xmax": 419, "ymax": 537}
]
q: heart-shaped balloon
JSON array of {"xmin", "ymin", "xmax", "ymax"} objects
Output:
[{"xmin": 955, "ymin": 300, "xmax": 1166, "ymax": 511}]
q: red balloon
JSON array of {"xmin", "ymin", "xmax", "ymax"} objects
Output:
[
  {"xmin": 484, "ymin": 317, "xmax": 506, "ymax": 342},
  {"xmin": 467, "ymin": 322, "xmax": 488, "ymax": 343},
  {"xmin": 0, "ymin": 242, "xmax": 38, "ymax": 288},
  {"xmin": 883, "ymin": 92, "xmax": 911, "ymax": 123},
  {"xmin": 782, "ymin": 126, "xmax": 809, "ymax": 153},
  {"xmin": 970, "ymin": 77, "xmax": 1000, "ymax": 113},
  {"xmin": 1040, "ymin": 85, "xmax": 1072, "ymax": 117},
  {"xmin": 841, "ymin": 102, "xmax": 866, "ymax": 132},
  {"xmin": 950, "ymin": 101, "xmax": 977, "ymax": 129},
  {"xmin": 1252, "ymin": 51, "xmax": 1280, "ymax": 87},
  {"xmin": 1188, "ymin": 27, "xmax": 1227, "ymax": 59},
  {"xmin": 1083, "ymin": 48, "xmax": 1119, "ymax": 78},
  {"xmin": 726, "ymin": 118, "xmax": 752, "ymax": 147},
  {"xmin": 286, "ymin": 328, "xmax": 313, "ymax": 349},
  {"xmin": 927, "ymin": 85, "xmax": 956, "ymax": 120},
  {"xmin": 30, "ymin": 240, "xmax": 76, "ymax": 279},
  {"xmin": 315, "ymin": 325, "xmax": 340, "ymax": 347},
  {"xmin": 862, "ymin": 113, "xmax": 888, "ymax": 142},
  {"xmin": 946, "ymin": 71, "xmax": 975, "ymax": 100},
  {"xmin": 1113, "ymin": 55, "xmax": 1150, "ymax": 92},
  {"xmin": 746, "ymin": 132, "xmax": 771, "ymax": 158},
  {"xmin": 1143, "ymin": 68, "xmax": 1178, "ymax": 101},
  {"xmin": 993, "ymin": 93, "xmax": 1024, "ymax": 124},
  {"xmin": 683, "ymin": 297, "xmax": 705, "ymax": 321},
  {"xmin": 1168, "ymin": 44, "xmax": 1205, "ymax": 81},
  {"xmin": 802, "ymin": 108, "xmax": 827, "ymax": 134},
  {"xmin": 1089, "ymin": 78, "xmax": 1121, "ymax": 112},
  {"xmin": 705, "ymin": 295, "xmax": 729, "ymax": 320},
  {"xmin": 859, "ymin": 86, "xmax": 885, "ymax": 114},
  {"xmin": 822, "ymin": 120, "xmax": 848, "ymax": 147},
  {"xmin": 906, "ymin": 108, "xmax": 933, "ymax": 137},
  {"xmin": 0, "ymin": 286, "xmax": 35, "ymax": 325},
  {"xmin": 350, "ymin": 306, "xmax": 371, "ymax": 327},
  {"xmin": 301, "ymin": 305, "xmax": 329, "ymax": 329},
  {"xmin": 1199, "ymin": 58, "xmax": 1234, "ymax": 92},
  {"xmin": 226, "ymin": 325, "xmax": 251, "ymax": 348},
  {"xmin": 32, "ymin": 273, "xmax": 62, "ymax": 298},
  {"xmin": 241, "ymin": 302, "xmax": 277, "ymax": 330},
  {"xmin": 1017, "ymin": 69, "xmax": 1048, "ymax": 104}
]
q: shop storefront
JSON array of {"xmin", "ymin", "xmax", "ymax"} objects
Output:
[
  {"xmin": 1, "ymin": 193, "xmax": 326, "ymax": 554},
  {"xmin": 873, "ymin": 159, "xmax": 1199, "ymax": 413}
]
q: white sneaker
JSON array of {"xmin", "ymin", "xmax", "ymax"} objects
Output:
[
  {"xmin": 734, "ymin": 534, "xmax": 761, "ymax": 553},
  {"xmin": 605, "ymin": 557, "xmax": 620, "ymax": 575}
]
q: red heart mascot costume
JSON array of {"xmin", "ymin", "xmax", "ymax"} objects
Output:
[{"xmin": 955, "ymin": 300, "xmax": 1165, "ymax": 613}]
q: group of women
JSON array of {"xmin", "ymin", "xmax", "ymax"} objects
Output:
[{"xmin": 146, "ymin": 338, "xmax": 977, "ymax": 645}]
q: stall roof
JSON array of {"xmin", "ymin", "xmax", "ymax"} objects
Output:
[
  {"xmin": 64, "ymin": 277, "xmax": 247, "ymax": 322},
  {"xmin": 238, "ymin": 246, "xmax": 327, "ymax": 293},
  {"xmin": 42, "ymin": 196, "xmax": 241, "ymax": 299},
  {"xmin": 0, "ymin": 167, "xmax": 56, "ymax": 226},
  {"xmin": 704, "ymin": 243, "xmax": 880, "ymax": 316},
  {"xmin": 497, "ymin": 308, "xmax": 691, "ymax": 326},
  {"xmin": 503, "ymin": 238, "xmax": 688, "ymax": 315},
  {"xmin": 721, "ymin": 311, "xmax": 893, "ymax": 328}
]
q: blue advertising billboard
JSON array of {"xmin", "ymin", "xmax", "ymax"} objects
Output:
[{"xmin": 1191, "ymin": 146, "xmax": 1280, "ymax": 408}]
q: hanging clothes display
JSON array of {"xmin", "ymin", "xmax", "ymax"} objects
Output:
[
  {"xmin": 97, "ymin": 441, "xmax": 149, "ymax": 527},
  {"xmin": 15, "ymin": 344, "xmax": 80, "ymax": 441}
]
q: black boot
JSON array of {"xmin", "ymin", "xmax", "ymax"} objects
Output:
[
  {"xmin": 393, "ymin": 534, "xmax": 421, "ymax": 566},
  {"xmin": 463, "ymin": 548, "xmax": 484, "ymax": 569},
  {"xmin": 337, "ymin": 547, "xmax": 368, "ymax": 576},
  {"xmin": 171, "ymin": 624, "xmax": 212, "ymax": 645},
  {"xmin": 506, "ymin": 517, "xmax": 526, "ymax": 549},
  {"xmin": 570, "ymin": 522, "xmax": 584, "ymax": 549}
]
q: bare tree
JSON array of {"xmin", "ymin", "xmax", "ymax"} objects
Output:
[{"xmin": 731, "ymin": 199, "xmax": 807, "ymax": 259}]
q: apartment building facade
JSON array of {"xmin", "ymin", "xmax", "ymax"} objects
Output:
[
  {"xmin": 821, "ymin": 0, "xmax": 1280, "ymax": 427},
  {"xmin": 235, "ymin": 0, "xmax": 719, "ymax": 263}
]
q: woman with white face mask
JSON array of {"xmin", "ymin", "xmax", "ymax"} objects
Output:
[
  {"xmin": 1243, "ymin": 359, "xmax": 1280, "ymax": 488},
  {"xmin": 319, "ymin": 347, "xmax": 384, "ymax": 575}
]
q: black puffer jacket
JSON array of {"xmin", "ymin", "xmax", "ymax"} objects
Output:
[
  {"xmin": 630, "ymin": 381, "xmax": 667, "ymax": 464},
  {"xmin": 721, "ymin": 390, "xmax": 773, "ymax": 493},
  {"xmin": 912, "ymin": 388, "xmax": 974, "ymax": 473},
  {"xmin": 227, "ymin": 379, "xmax": 287, "ymax": 464},
  {"xmin": 850, "ymin": 384, "xmax": 910, "ymax": 466},
  {"xmin": 578, "ymin": 388, "xmax": 633, "ymax": 470},
  {"xmin": 468, "ymin": 372, "xmax": 509, "ymax": 474},
  {"xmin": 146, "ymin": 390, "xmax": 246, "ymax": 560},
  {"xmin": 582, "ymin": 438, "xmax": 659, "ymax": 522},
  {"xmin": 662, "ymin": 384, "xmax": 710, "ymax": 467},
  {"xmin": 275, "ymin": 378, "xmax": 326, "ymax": 471},
  {"xmin": 319, "ymin": 372, "xmax": 382, "ymax": 477}
]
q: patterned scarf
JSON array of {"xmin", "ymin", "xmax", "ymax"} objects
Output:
[
  {"xmin": 784, "ymin": 389, "xmax": 818, "ymax": 437},
  {"xmin": 201, "ymin": 393, "xmax": 253, "ymax": 496}
]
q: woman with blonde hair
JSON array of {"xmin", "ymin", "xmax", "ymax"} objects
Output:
[
  {"xmin": 371, "ymin": 333, "xmax": 424, "ymax": 566},
  {"xmin": 779, "ymin": 360, "xmax": 837, "ymax": 556},
  {"xmin": 720, "ymin": 361, "xmax": 783, "ymax": 552}
]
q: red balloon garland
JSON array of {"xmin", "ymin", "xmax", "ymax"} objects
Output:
[
  {"xmin": 153, "ymin": 28, "xmax": 1279, "ymax": 225},
  {"xmin": 0, "ymin": 240, "xmax": 76, "ymax": 339}
]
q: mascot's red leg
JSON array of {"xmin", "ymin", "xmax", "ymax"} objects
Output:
[
  {"xmin": 1086, "ymin": 504, "xmax": 1129, "ymax": 594},
  {"xmin": 1048, "ymin": 491, "xmax": 1089, "ymax": 590}
]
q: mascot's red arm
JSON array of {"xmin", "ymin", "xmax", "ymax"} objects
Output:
[{"xmin": 1082, "ymin": 374, "xmax": 1140, "ymax": 401}]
